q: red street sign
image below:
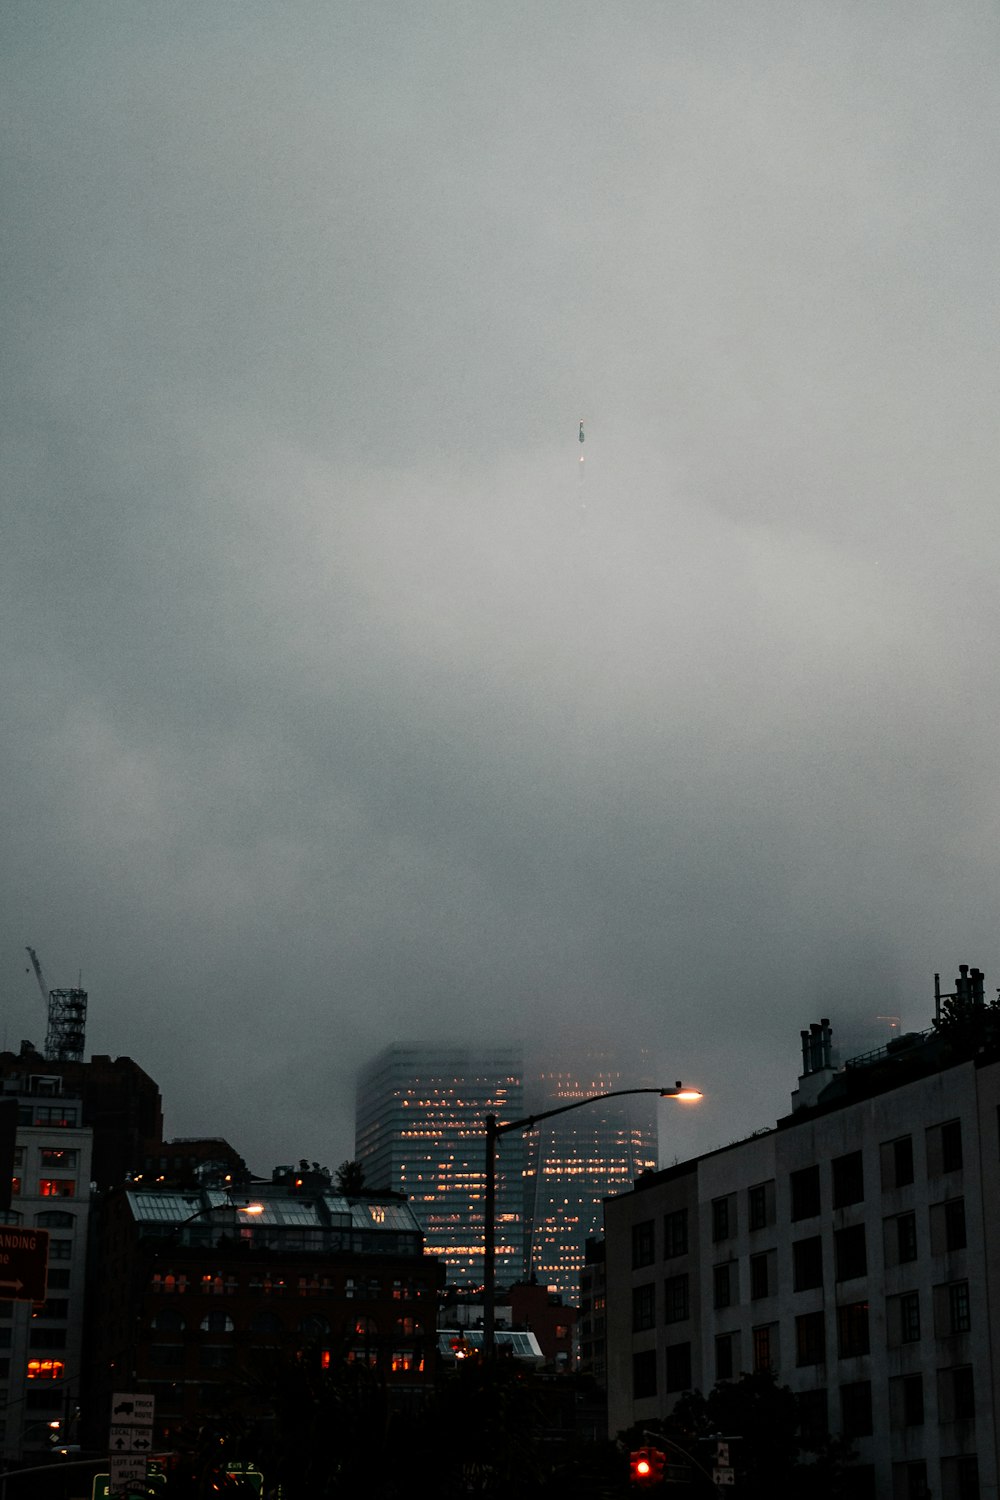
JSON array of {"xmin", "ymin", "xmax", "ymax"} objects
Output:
[{"xmin": 0, "ymin": 1226, "xmax": 48, "ymax": 1302}]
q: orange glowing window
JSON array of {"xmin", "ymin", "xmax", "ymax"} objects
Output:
[
  {"xmin": 10, "ymin": 1179, "xmax": 20, "ymax": 1197},
  {"xmin": 39, "ymin": 1180, "xmax": 75, "ymax": 1199},
  {"xmin": 27, "ymin": 1359, "xmax": 65, "ymax": 1380}
]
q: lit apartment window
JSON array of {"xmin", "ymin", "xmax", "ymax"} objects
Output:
[
  {"xmin": 39, "ymin": 1150, "xmax": 77, "ymax": 1169},
  {"xmin": 26, "ymin": 1359, "xmax": 64, "ymax": 1380},
  {"xmin": 38, "ymin": 1181, "xmax": 74, "ymax": 1199}
]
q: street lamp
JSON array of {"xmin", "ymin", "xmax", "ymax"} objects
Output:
[{"xmin": 483, "ymin": 1082, "xmax": 702, "ymax": 1357}]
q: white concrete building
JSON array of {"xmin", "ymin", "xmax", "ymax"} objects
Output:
[{"xmin": 605, "ymin": 974, "xmax": 1000, "ymax": 1500}]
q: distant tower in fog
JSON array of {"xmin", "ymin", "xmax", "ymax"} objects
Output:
[
  {"xmin": 524, "ymin": 1046, "xmax": 657, "ymax": 1302},
  {"xmin": 354, "ymin": 1044, "xmax": 525, "ymax": 1291}
]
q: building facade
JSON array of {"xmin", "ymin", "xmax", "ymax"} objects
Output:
[
  {"xmin": 89, "ymin": 1181, "xmax": 445, "ymax": 1453},
  {"xmin": 524, "ymin": 1051, "xmax": 657, "ymax": 1301},
  {"xmin": 355, "ymin": 1045, "xmax": 525, "ymax": 1290},
  {"xmin": 0, "ymin": 1069, "xmax": 93, "ymax": 1462},
  {"xmin": 605, "ymin": 974, "xmax": 1000, "ymax": 1500}
]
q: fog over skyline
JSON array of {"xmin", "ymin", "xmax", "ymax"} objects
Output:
[{"xmin": 3, "ymin": 3, "xmax": 999, "ymax": 1177}]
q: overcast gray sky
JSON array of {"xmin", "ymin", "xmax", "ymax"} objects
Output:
[{"xmin": 3, "ymin": 2, "xmax": 999, "ymax": 1176}]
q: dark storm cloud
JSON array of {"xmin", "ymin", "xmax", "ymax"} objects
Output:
[{"xmin": 3, "ymin": 2, "xmax": 999, "ymax": 1172}]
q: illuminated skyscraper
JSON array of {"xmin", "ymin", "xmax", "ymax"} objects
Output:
[
  {"xmin": 355, "ymin": 1045, "xmax": 525, "ymax": 1291},
  {"xmin": 524, "ymin": 1048, "xmax": 657, "ymax": 1302}
]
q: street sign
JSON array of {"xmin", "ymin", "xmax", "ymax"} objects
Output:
[
  {"xmin": 226, "ymin": 1467, "xmax": 264, "ymax": 1494},
  {"xmin": 110, "ymin": 1425, "xmax": 154, "ymax": 1453},
  {"xmin": 109, "ymin": 1394, "xmax": 155, "ymax": 1499},
  {"xmin": 110, "ymin": 1393, "xmax": 155, "ymax": 1426},
  {"xmin": 713, "ymin": 1466, "xmax": 736, "ymax": 1486},
  {"xmin": 94, "ymin": 1469, "xmax": 165, "ymax": 1500},
  {"xmin": 0, "ymin": 1225, "xmax": 48, "ymax": 1302},
  {"xmin": 665, "ymin": 1462, "xmax": 693, "ymax": 1484},
  {"xmin": 716, "ymin": 1442, "xmax": 729, "ymax": 1467}
]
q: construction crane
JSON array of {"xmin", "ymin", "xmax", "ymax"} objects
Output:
[{"xmin": 24, "ymin": 946, "xmax": 87, "ymax": 1065}]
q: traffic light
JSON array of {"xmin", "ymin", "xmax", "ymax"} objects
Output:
[{"xmin": 629, "ymin": 1446, "xmax": 665, "ymax": 1484}]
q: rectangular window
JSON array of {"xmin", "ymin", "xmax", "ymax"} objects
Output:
[
  {"xmin": 902, "ymin": 1373, "xmax": 924, "ymax": 1427},
  {"xmin": 951, "ymin": 1366, "xmax": 975, "ymax": 1421},
  {"xmin": 632, "ymin": 1283, "xmax": 655, "ymax": 1332},
  {"xmin": 48, "ymin": 1240, "xmax": 72, "ymax": 1261},
  {"xmin": 840, "ymin": 1380, "xmax": 873, "ymax": 1438},
  {"xmin": 928, "ymin": 1119, "xmax": 964, "ymax": 1176},
  {"xmin": 797, "ymin": 1388, "xmax": 828, "ymax": 1443},
  {"xmin": 715, "ymin": 1333, "xmax": 734, "ymax": 1381},
  {"xmin": 832, "ymin": 1151, "xmax": 864, "ymax": 1208},
  {"xmin": 892, "ymin": 1460, "xmax": 929, "ymax": 1500},
  {"xmin": 665, "ymin": 1341, "xmax": 692, "ymax": 1392},
  {"xmin": 752, "ymin": 1324, "xmax": 775, "ymax": 1374},
  {"xmin": 632, "ymin": 1349, "xmax": 657, "ymax": 1399},
  {"xmin": 945, "ymin": 1199, "xmax": 967, "ymax": 1252},
  {"xmin": 795, "ymin": 1311, "xmax": 825, "ymax": 1367},
  {"xmin": 664, "ymin": 1273, "xmax": 689, "ymax": 1324},
  {"xmin": 893, "ymin": 1136, "xmax": 914, "ymax": 1187},
  {"xmin": 790, "ymin": 1165, "xmax": 821, "ymax": 1221},
  {"xmin": 835, "ymin": 1224, "xmax": 867, "ymax": 1281},
  {"xmin": 38, "ymin": 1180, "xmax": 74, "ymax": 1199},
  {"xmin": 663, "ymin": 1208, "xmax": 688, "ymax": 1259},
  {"xmin": 631, "ymin": 1221, "xmax": 655, "ymax": 1268},
  {"xmin": 793, "ymin": 1236, "xmax": 823, "ymax": 1291},
  {"xmin": 941, "ymin": 1120, "xmax": 963, "ymax": 1173},
  {"xmin": 750, "ymin": 1252, "xmax": 770, "ymax": 1300},
  {"xmin": 40, "ymin": 1149, "xmax": 77, "ymax": 1168},
  {"xmin": 896, "ymin": 1211, "xmax": 918, "ymax": 1263},
  {"xmin": 713, "ymin": 1263, "xmax": 734, "ymax": 1310},
  {"xmin": 897, "ymin": 1291, "xmax": 921, "ymax": 1343},
  {"xmin": 748, "ymin": 1180, "xmax": 774, "ymax": 1230},
  {"xmin": 837, "ymin": 1301, "xmax": 870, "ymax": 1358},
  {"xmin": 940, "ymin": 1456, "xmax": 979, "ymax": 1500},
  {"xmin": 712, "ymin": 1195, "xmax": 734, "ymax": 1242},
  {"xmin": 28, "ymin": 1329, "xmax": 66, "ymax": 1349}
]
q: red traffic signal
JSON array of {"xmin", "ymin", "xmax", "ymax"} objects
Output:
[{"xmin": 630, "ymin": 1446, "xmax": 665, "ymax": 1484}]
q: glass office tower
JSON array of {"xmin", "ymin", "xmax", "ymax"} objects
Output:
[{"xmin": 355, "ymin": 1045, "xmax": 525, "ymax": 1291}]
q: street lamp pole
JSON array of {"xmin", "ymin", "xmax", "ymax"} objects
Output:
[{"xmin": 482, "ymin": 1082, "xmax": 702, "ymax": 1358}]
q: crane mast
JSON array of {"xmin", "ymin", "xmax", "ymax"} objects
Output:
[{"xmin": 24, "ymin": 946, "xmax": 87, "ymax": 1065}]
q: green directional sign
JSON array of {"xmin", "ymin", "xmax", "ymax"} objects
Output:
[
  {"xmin": 93, "ymin": 1471, "xmax": 165, "ymax": 1500},
  {"xmin": 225, "ymin": 1462, "xmax": 264, "ymax": 1494}
]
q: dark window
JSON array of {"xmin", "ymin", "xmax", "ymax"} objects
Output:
[
  {"xmin": 665, "ymin": 1341, "xmax": 692, "ymax": 1392},
  {"xmin": 835, "ymin": 1224, "xmax": 867, "ymax": 1281},
  {"xmin": 750, "ymin": 1253, "xmax": 770, "ymax": 1300},
  {"xmin": 900, "ymin": 1291, "xmax": 921, "ymax": 1343},
  {"xmin": 893, "ymin": 1136, "xmax": 914, "ymax": 1187},
  {"xmin": 952, "ymin": 1365, "xmax": 975, "ymax": 1420},
  {"xmin": 748, "ymin": 1182, "xmax": 773, "ymax": 1230},
  {"xmin": 832, "ymin": 1151, "xmax": 864, "ymax": 1208},
  {"xmin": 896, "ymin": 1212, "xmax": 918, "ymax": 1263},
  {"xmin": 949, "ymin": 1280, "xmax": 971, "ymax": 1333},
  {"xmin": 902, "ymin": 1373, "xmax": 924, "ymax": 1426},
  {"xmin": 941, "ymin": 1120, "xmax": 963, "ymax": 1173},
  {"xmin": 148, "ymin": 1344, "xmax": 184, "ymax": 1367},
  {"xmin": 632, "ymin": 1284, "xmax": 655, "ymax": 1332},
  {"xmin": 715, "ymin": 1333, "xmax": 734, "ymax": 1381},
  {"xmin": 793, "ymin": 1236, "xmax": 823, "ymax": 1291},
  {"xmin": 664, "ymin": 1273, "xmax": 689, "ymax": 1324},
  {"xmin": 752, "ymin": 1324, "xmax": 775, "ymax": 1373},
  {"xmin": 797, "ymin": 1388, "xmax": 827, "ymax": 1442},
  {"xmin": 836, "ymin": 1301, "xmax": 870, "ymax": 1358},
  {"xmin": 28, "ymin": 1329, "xmax": 65, "ymax": 1349},
  {"xmin": 897, "ymin": 1461, "xmax": 929, "ymax": 1500},
  {"xmin": 795, "ymin": 1311, "xmax": 825, "ymax": 1366},
  {"xmin": 945, "ymin": 1199, "xmax": 967, "ymax": 1251},
  {"xmin": 791, "ymin": 1165, "xmax": 821, "ymax": 1221},
  {"xmin": 713, "ymin": 1263, "xmax": 734, "ymax": 1310},
  {"xmin": 632, "ymin": 1349, "xmax": 657, "ymax": 1399},
  {"xmin": 632, "ymin": 1221, "xmax": 655, "ymax": 1268},
  {"xmin": 840, "ymin": 1379, "xmax": 873, "ymax": 1437},
  {"xmin": 663, "ymin": 1208, "xmax": 688, "ymax": 1259},
  {"xmin": 712, "ymin": 1196, "xmax": 734, "ymax": 1242}
]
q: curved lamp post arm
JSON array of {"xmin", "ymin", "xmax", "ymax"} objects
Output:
[{"xmin": 483, "ymin": 1083, "xmax": 701, "ymax": 1357}]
